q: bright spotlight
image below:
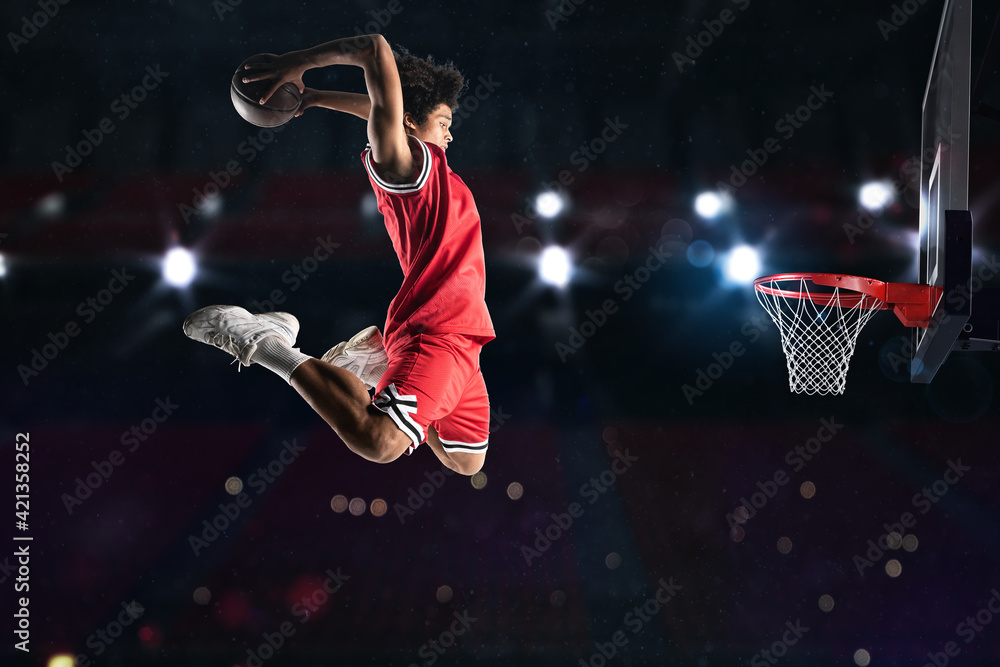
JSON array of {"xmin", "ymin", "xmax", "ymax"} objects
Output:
[
  {"xmin": 0, "ymin": 253, "xmax": 7, "ymax": 278},
  {"xmin": 535, "ymin": 191, "xmax": 564, "ymax": 218},
  {"xmin": 694, "ymin": 191, "xmax": 728, "ymax": 220},
  {"xmin": 539, "ymin": 246, "xmax": 572, "ymax": 287},
  {"xmin": 163, "ymin": 247, "xmax": 196, "ymax": 288},
  {"xmin": 722, "ymin": 245, "xmax": 761, "ymax": 285},
  {"xmin": 859, "ymin": 181, "xmax": 895, "ymax": 211}
]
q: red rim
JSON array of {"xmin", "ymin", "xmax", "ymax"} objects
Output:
[
  {"xmin": 753, "ymin": 273, "xmax": 889, "ymax": 309},
  {"xmin": 754, "ymin": 273, "xmax": 942, "ymax": 326}
]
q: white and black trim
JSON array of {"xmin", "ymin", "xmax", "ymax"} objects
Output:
[
  {"xmin": 373, "ymin": 383, "xmax": 424, "ymax": 450},
  {"xmin": 439, "ymin": 437, "xmax": 489, "ymax": 454},
  {"xmin": 363, "ymin": 136, "xmax": 432, "ymax": 194}
]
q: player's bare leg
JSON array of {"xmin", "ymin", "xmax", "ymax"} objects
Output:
[
  {"xmin": 183, "ymin": 306, "xmax": 411, "ymax": 464},
  {"xmin": 289, "ymin": 359, "xmax": 411, "ymax": 463},
  {"xmin": 423, "ymin": 426, "xmax": 485, "ymax": 476}
]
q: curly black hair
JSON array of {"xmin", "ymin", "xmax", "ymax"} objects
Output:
[{"xmin": 393, "ymin": 46, "xmax": 467, "ymax": 125}]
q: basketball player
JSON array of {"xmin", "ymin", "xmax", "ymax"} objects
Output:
[{"xmin": 183, "ymin": 34, "xmax": 494, "ymax": 476}]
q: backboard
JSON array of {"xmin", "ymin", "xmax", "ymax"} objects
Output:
[{"xmin": 912, "ymin": 0, "xmax": 974, "ymax": 383}]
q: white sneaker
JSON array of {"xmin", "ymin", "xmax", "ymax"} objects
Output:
[
  {"xmin": 321, "ymin": 325, "xmax": 388, "ymax": 389},
  {"xmin": 183, "ymin": 305, "xmax": 300, "ymax": 367}
]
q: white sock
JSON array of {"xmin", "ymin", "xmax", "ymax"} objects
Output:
[{"xmin": 249, "ymin": 336, "xmax": 311, "ymax": 383}]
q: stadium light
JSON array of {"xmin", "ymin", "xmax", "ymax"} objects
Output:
[
  {"xmin": 535, "ymin": 191, "xmax": 565, "ymax": 218},
  {"xmin": 859, "ymin": 181, "xmax": 895, "ymax": 211},
  {"xmin": 539, "ymin": 246, "xmax": 572, "ymax": 288},
  {"xmin": 722, "ymin": 245, "xmax": 761, "ymax": 285},
  {"xmin": 694, "ymin": 191, "xmax": 728, "ymax": 220},
  {"xmin": 163, "ymin": 247, "xmax": 197, "ymax": 288}
]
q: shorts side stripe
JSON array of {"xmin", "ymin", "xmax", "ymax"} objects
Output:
[
  {"xmin": 439, "ymin": 437, "xmax": 489, "ymax": 454},
  {"xmin": 373, "ymin": 384, "xmax": 423, "ymax": 450}
]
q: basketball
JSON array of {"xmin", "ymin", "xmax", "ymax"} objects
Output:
[{"xmin": 230, "ymin": 53, "xmax": 301, "ymax": 127}]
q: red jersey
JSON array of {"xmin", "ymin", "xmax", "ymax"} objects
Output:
[{"xmin": 362, "ymin": 135, "xmax": 495, "ymax": 344}]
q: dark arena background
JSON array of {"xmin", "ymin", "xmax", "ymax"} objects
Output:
[{"xmin": 3, "ymin": 1, "xmax": 1000, "ymax": 666}]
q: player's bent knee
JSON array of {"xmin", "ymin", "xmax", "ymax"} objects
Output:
[
  {"xmin": 340, "ymin": 412, "xmax": 411, "ymax": 464},
  {"xmin": 448, "ymin": 452, "xmax": 486, "ymax": 476},
  {"xmin": 348, "ymin": 433, "xmax": 406, "ymax": 464},
  {"xmin": 362, "ymin": 430, "xmax": 410, "ymax": 464},
  {"xmin": 350, "ymin": 406, "xmax": 410, "ymax": 463}
]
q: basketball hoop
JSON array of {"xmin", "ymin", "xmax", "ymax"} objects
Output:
[{"xmin": 754, "ymin": 273, "xmax": 939, "ymax": 395}]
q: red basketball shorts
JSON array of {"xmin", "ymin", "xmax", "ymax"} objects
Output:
[{"xmin": 372, "ymin": 333, "xmax": 490, "ymax": 456}]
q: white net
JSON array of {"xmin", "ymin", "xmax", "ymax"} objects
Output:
[{"xmin": 755, "ymin": 276, "xmax": 884, "ymax": 395}]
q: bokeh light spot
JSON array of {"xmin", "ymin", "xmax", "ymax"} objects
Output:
[
  {"xmin": 225, "ymin": 476, "xmax": 243, "ymax": 495},
  {"xmin": 349, "ymin": 497, "xmax": 366, "ymax": 515},
  {"xmin": 193, "ymin": 587, "xmax": 212, "ymax": 605},
  {"xmin": 330, "ymin": 495, "xmax": 348, "ymax": 513}
]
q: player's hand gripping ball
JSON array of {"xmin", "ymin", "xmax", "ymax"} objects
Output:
[{"xmin": 230, "ymin": 53, "xmax": 302, "ymax": 127}]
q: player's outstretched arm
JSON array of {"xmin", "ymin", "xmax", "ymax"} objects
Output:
[
  {"xmin": 241, "ymin": 34, "xmax": 412, "ymax": 181},
  {"xmin": 296, "ymin": 89, "xmax": 371, "ymax": 120}
]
